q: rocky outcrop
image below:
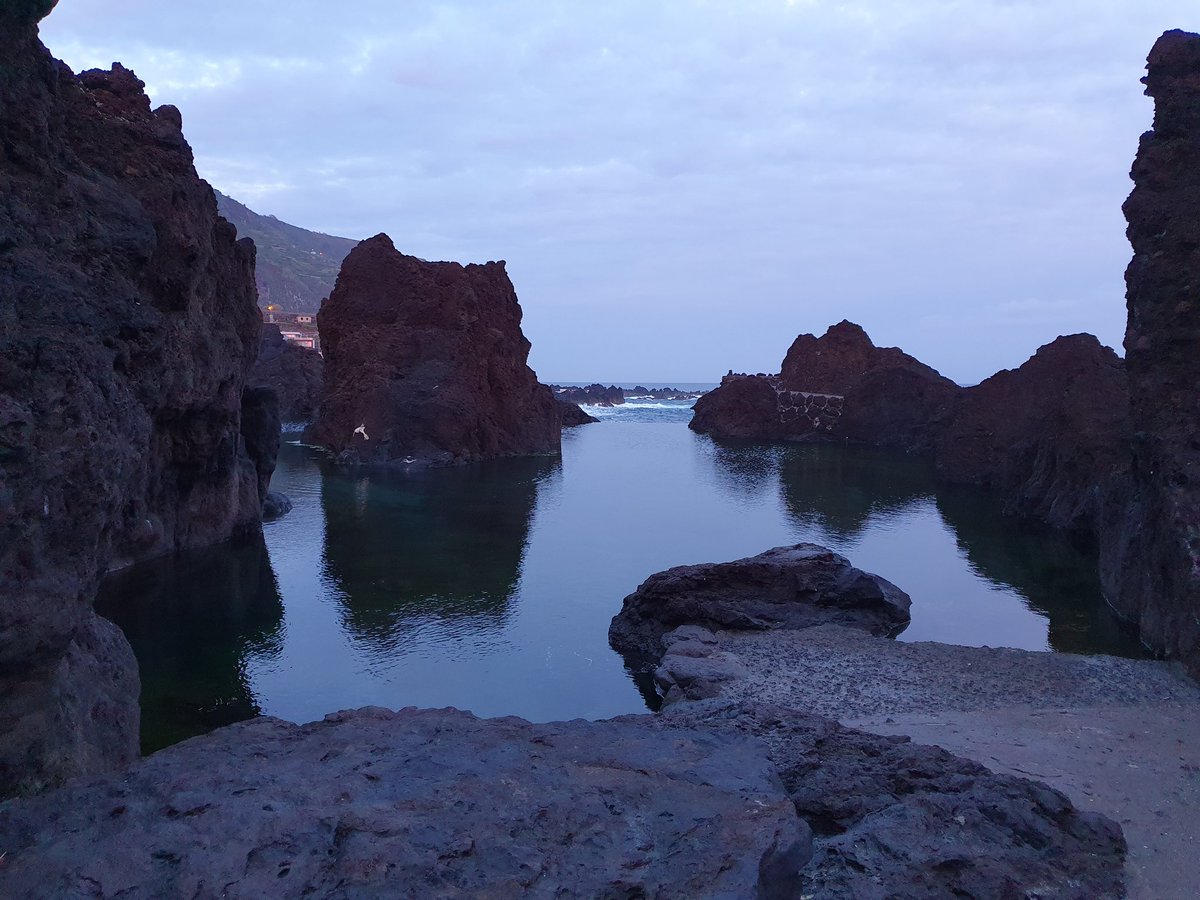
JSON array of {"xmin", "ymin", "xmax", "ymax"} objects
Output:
[
  {"xmin": 308, "ymin": 235, "xmax": 561, "ymax": 465},
  {"xmin": 0, "ymin": 706, "xmax": 810, "ymax": 898},
  {"xmin": 0, "ymin": 5, "xmax": 271, "ymax": 794},
  {"xmin": 608, "ymin": 543, "xmax": 911, "ymax": 669},
  {"xmin": 558, "ymin": 400, "xmax": 598, "ymax": 426},
  {"xmin": 655, "ymin": 701, "xmax": 1126, "ymax": 898},
  {"xmin": 250, "ymin": 323, "xmax": 323, "ymax": 422},
  {"xmin": 691, "ymin": 321, "xmax": 961, "ymax": 453},
  {"xmin": 1101, "ymin": 30, "xmax": 1200, "ymax": 677},
  {"xmin": 549, "ymin": 383, "xmax": 626, "ymax": 406},
  {"xmin": 938, "ymin": 334, "xmax": 1130, "ymax": 532}
]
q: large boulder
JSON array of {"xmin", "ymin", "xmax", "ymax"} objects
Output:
[
  {"xmin": 608, "ymin": 544, "xmax": 911, "ymax": 668},
  {"xmin": 250, "ymin": 323, "xmax": 324, "ymax": 422},
  {"xmin": 0, "ymin": 10, "xmax": 270, "ymax": 793},
  {"xmin": 558, "ymin": 400, "xmax": 598, "ymax": 426},
  {"xmin": 308, "ymin": 235, "xmax": 561, "ymax": 465},
  {"xmin": 0, "ymin": 706, "xmax": 810, "ymax": 898},
  {"xmin": 937, "ymin": 334, "xmax": 1130, "ymax": 532},
  {"xmin": 1100, "ymin": 30, "xmax": 1200, "ymax": 677},
  {"xmin": 690, "ymin": 374, "xmax": 785, "ymax": 439}
]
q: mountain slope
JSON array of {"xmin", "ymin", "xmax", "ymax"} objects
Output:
[{"xmin": 215, "ymin": 190, "xmax": 359, "ymax": 313}]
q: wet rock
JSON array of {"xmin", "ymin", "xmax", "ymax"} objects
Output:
[
  {"xmin": 308, "ymin": 235, "xmax": 560, "ymax": 466},
  {"xmin": 0, "ymin": 8, "xmax": 269, "ymax": 793},
  {"xmin": 653, "ymin": 701, "xmax": 1127, "ymax": 899},
  {"xmin": 0, "ymin": 706, "xmax": 811, "ymax": 899},
  {"xmin": 1101, "ymin": 29, "xmax": 1200, "ymax": 677},
  {"xmin": 250, "ymin": 323, "xmax": 324, "ymax": 423},
  {"xmin": 690, "ymin": 374, "xmax": 785, "ymax": 440},
  {"xmin": 558, "ymin": 400, "xmax": 599, "ymax": 426},
  {"xmin": 938, "ymin": 334, "xmax": 1130, "ymax": 532},
  {"xmin": 550, "ymin": 384, "xmax": 625, "ymax": 406},
  {"xmin": 608, "ymin": 543, "xmax": 911, "ymax": 668},
  {"xmin": 262, "ymin": 491, "xmax": 293, "ymax": 520}
]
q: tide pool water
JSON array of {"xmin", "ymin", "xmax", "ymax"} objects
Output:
[{"xmin": 98, "ymin": 400, "xmax": 1143, "ymax": 752}]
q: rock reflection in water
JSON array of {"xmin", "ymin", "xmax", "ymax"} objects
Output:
[
  {"xmin": 318, "ymin": 457, "xmax": 558, "ymax": 653},
  {"xmin": 96, "ymin": 534, "xmax": 284, "ymax": 753}
]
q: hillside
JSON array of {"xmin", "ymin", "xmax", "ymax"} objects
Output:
[{"xmin": 214, "ymin": 191, "xmax": 359, "ymax": 313}]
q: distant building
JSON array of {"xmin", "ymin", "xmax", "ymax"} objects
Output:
[{"xmin": 279, "ymin": 330, "xmax": 319, "ymax": 352}]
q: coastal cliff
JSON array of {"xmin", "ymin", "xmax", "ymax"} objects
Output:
[
  {"xmin": 1101, "ymin": 29, "xmax": 1200, "ymax": 677},
  {"xmin": 308, "ymin": 234, "xmax": 561, "ymax": 465},
  {"xmin": 0, "ymin": 2, "xmax": 273, "ymax": 794}
]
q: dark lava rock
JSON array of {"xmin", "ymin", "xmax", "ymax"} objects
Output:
[
  {"xmin": 1101, "ymin": 29, "xmax": 1200, "ymax": 677},
  {"xmin": 690, "ymin": 322, "xmax": 960, "ymax": 453},
  {"xmin": 550, "ymin": 383, "xmax": 626, "ymax": 406},
  {"xmin": 654, "ymin": 702, "xmax": 1126, "ymax": 899},
  {"xmin": 0, "ymin": 706, "xmax": 810, "ymax": 899},
  {"xmin": 250, "ymin": 323, "xmax": 324, "ymax": 422},
  {"xmin": 779, "ymin": 321, "xmax": 961, "ymax": 452},
  {"xmin": 308, "ymin": 235, "xmax": 561, "ymax": 465},
  {"xmin": 608, "ymin": 544, "xmax": 911, "ymax": 668},
  {"xmin": 0, "ymin": 9, "xmax": 272, "ymax": 793},
  {"xmin": 558, "ymin": 400, "xmax": 599, "ymax": 426},
  {"xmin": 937, "ymin": 334, "xmax": 1130, "ymax": 533}
]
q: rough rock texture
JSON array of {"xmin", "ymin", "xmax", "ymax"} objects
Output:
[
  {"xmin": 608, "ymin": 543, "xmax": 911, "ymax": 668},
  {"xmin": 558, "ymin": 400, "xmax": 598, "ymax": 426},
  {"xmin": 0, "ymin": 7, "xmax": 271, "ymax": 794},
  {"xmin": 550, "ymin": 383, "xmax": 625, "ymax": 406},
  {"xmin": 1101, "ymin": 29, "xmax": 1200, "ymax": 677},
  {"xmin": 309, "ymin": 235, "xmax": 561, "ymax": 465},
  {"xmin": 655, "ymin": 702, "xmax": 1126, "ymax": 899},
  {"xmin": 250, "ymin": 323, "xmax": 323, "ymax": 422},
  {"xmin": 691, "ymin": 322, "xmax": 961, "ymax": 453},
  {"xmin": 938, "ymin": 334, "xmax": 1130, "ymax": 532},
  {"xmin": 0, "ymin": 706, "xmax": 810, "ymax": 899}
]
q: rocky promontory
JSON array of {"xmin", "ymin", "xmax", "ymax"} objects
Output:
[
  {"xmin": 1101, "ymin": 29, "xmax": 1200, "ymax": 678},
  {"xmin": 308, "ymin": 235, "xmax": 561, "ymax": 465},
  {"xmin": 250, "ymin": 323, "xmax": 324, "ymax": 423},
  {"xmin": 0, "ymin": 3, "xmax": 277, "ymax": 794}
]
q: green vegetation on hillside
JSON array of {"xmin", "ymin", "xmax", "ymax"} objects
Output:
[{"xmin": 215, "ymin": 190, "xmax": 359, "ymax": 313}]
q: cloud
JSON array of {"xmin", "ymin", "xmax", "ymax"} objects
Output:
[{"xmin": 39, "ymin": 0, "xmax": 1197, "ymax": 381}]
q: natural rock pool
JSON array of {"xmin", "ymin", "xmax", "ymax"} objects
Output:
[{"xmin": 99, "ymin": 402, "xmax": 1145, "ymax": 752}]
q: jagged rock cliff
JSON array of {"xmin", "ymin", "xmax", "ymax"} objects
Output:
[
  {"xmin": 0, "ymin": 2, "xmax": 273, "ymax": 794},
  {"xmin": 938, "ymin": 335, "xmax": 1131, "ymax": 533},
  {"xmin": 691, "ymin": 321, "xmax": 961, "ymax": 452},
  {"xmin": 251, "ymin": 324, "xmax": 323, "ymax": 422},
  {"xmin": 309, "ymin": 234, "xmax": 561, "ymax": 465},
  {"xmin": 1101, "ymin": 29, "xmax": 1200, "ymax": 676}
]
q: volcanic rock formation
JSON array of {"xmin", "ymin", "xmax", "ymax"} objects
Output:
[
  {"xmin": 0, "ymin": 4, "xmax": 273, "ymax": 794},
  {"xmin": 251, "ymin": 323, "xmax": 323, "ymax": 422},
  {"xmin": 938, "ymin": 334, "xmax": 1131, "ymax": 533},
  {"xmin": 1101, "ymin": 29, "xmax": 1200, "ymax": 676},
  {"xmin": 309, "ymin": 235, "xmax": 561, "ymax": 465},
  {"xmin": 691, "ymin": 321, "xmax": 961, "ymax": 453},
  {"xmin": 558, "ymin": 400, "xmax": 599, "ymax": 426}
]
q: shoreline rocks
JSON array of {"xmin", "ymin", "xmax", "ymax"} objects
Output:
[{"xmin": 307, "ymin": 235, "xmax": 561, "ymax": 466}]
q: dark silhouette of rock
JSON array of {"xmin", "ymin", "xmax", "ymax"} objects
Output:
[
  {"xmin": 691, "ymin": 322, "xmax": 960, "ymax": 453},
  {"xmin": 609, "ymin": 544, "xmax": 911, "ymax": 671},
  {"xmin": 654, "ymin": 702, "xmax": 1126, "ymax": 898},
  {"xmin": 250, "ymin": 323, "xmax": 323, "ymax": 422},
  {"xmin": 558, "ymin": 400, "xmax": 599, "ymax": 426},
  {"xmin": 309, "ymin": 235, "xmax": 560, "ymax": 465},
  {"xmin": 549, "ymin": 383, "xmax": 626, "ymax": 406},
  {"xmin": 938, "ymin": 334, "xmax": 1131, "ymax": 533},
  {"xmin": 0, "ymin": 707, "xmax": 811, "ymax": 898},
  {"xmin": 0, "ymin": 9, "xmax": 271, "ymax": 794},
  {"xmin": 1101, "ymin": 29, "xmax": 1200, "ymax": 677}
]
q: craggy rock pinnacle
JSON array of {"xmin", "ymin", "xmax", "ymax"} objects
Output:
[
  {"xmin": 0, "ymin": 10, "xmax": 272, "ymax": 793},
  {"xmin": 1101, "ymin": 28, "xmax": 1200, "ymax": 676},
  {"xmin": 309, "ymin": 234, "xmax": 561, "ymax": 465},
  {"xmin": 609, "ymin": 543, "xmax": 911, "ymax": 671},
  {"xmin": 938, "ymin": 334, "xmax": 1131, "ymax": 533}
]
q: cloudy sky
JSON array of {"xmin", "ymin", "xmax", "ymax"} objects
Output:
[{"xmin": 41, "ymin": 1, "xmax": 1196, "ymax": 383}]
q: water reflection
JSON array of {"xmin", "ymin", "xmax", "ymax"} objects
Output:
[
  {"xmin": 779, "ymin": 444, "xmax": 936, "ymax": 543},
  {"xmin": 318, "ymin": 457, "xmax": 559, "ymax": 654},
  {"xmin": 96, "ymin": 533, "xmax": 283, "ymax": 753}
]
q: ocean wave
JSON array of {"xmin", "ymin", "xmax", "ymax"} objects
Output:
[{"xmin": 582, "ymin": 401, "xmax": 696, "ymax": 411}]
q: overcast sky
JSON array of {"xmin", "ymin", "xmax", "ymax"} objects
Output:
[{"xmin": 40, "ymin": 1, "xmax": 1197, "ymax": 383}]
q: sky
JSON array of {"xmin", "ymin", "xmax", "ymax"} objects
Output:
[{"xmin": 40, "ymin": 1, "xmax": 1198, "ymax": 384}]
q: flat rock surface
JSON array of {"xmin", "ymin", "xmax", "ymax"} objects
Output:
[{"xmin": 0, "ymin": 706, "xmax": 809, "ymax": 899}]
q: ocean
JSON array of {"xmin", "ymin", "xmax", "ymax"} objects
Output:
[{"xmin": 98, "ymin": 391, "xmax": 1143, "ymax": 752}]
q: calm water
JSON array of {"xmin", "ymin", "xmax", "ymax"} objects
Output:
[{"xmin": 98, "ymin": 398, "xmax": 1144, "ymax": 752}]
